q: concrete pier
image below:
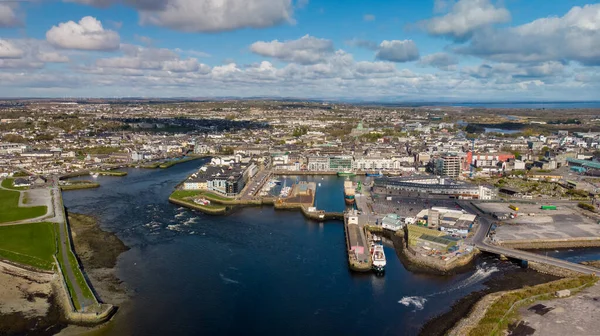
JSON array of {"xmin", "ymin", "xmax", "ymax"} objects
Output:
[{"xmin": 344, "ymin": 210, "xmax": 371, "ymax": 272}]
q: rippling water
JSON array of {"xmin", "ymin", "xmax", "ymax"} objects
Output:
[{"xmin": 63, "ymin": 160, "xmax": 525, "ymax": 336}]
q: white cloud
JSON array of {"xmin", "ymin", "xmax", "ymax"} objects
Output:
[
  {"xmin": 418, "ymin": 52, "xmax": 458, "ymax": 71},
  {"xmin": 363, "ymin": 14, "xmax": 375, "ymax": 22},
  {"xmin": 0, "ymin": 40, "xmax": 24, "ymax": 59},
  {"xmin": 0, "ymin": 3, "xmax": 21, "ymax": 28},
  {"xmin": 46, "ymin": 16, "xmax": 120, "ymax": 51},
  {"xmin": 95, "ymin": 44, "xmax": 210, "ymax": 73},
  {"xmin": 457, "ymin": 4, "xmax": 600, "ymax": 66},
  {"xmin": 375, "ymin": 40, "xmax": 419, "ymax": 63},
  {"xmin": 37, "ymin": 52, "xmax": 70, "ymax": 63},
  {"xmin": 250, "ymin": 35, "xmax": 334, "ymax": 64},
  {"xmin": 423, "ymin": 0, "xmax": 510, "ymax": 40},
  {"xmin": 139, "ymin": 0, "xmax": 294, "ymax": 32}
]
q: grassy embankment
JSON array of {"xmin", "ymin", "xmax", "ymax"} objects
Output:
[
  {"xmin": 0, "ymin": 183, "xmax": 96, "ymax": 310},
  {"xmin": 469, "ymin": 275, "xmax": 598, "ymax": 336},
  {"xmin": 0, "ymin": 222, "xmax": 57, "ymax": 270},
  {"xmin": 0, "ymin": 181, "xmax": 47, "ymax": 223},
  {"xmin": 90, "ymin": 170, "xmax": 127, "ymax": 177},
  {"xmin": 60, "ymin": 181, "xmax": 100, "ymax": 191},
  {"xmin": 169, "ymin": 190, "xmax": 230, "ymax": 213}
]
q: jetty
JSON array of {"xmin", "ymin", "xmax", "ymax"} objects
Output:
[{"xmin": 344, "ymin": 210, "xmax": 371, "ymax": 272}]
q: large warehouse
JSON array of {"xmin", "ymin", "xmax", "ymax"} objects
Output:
[{"xmin": 373, "ymin": 175, "xmax": 496, "ymax": 200}]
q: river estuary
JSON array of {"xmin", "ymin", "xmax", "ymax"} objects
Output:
[{"xmin": 62, "ymin": 159, "xmax": 556, "ymax": 336}]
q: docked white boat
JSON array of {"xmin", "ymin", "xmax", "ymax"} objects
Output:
[
  {"xmin": 371, "ymin": 244, "xmax": 386, "ymax": 273},
  {"xmin": 90, "ymin": 172, "xmax": 99, "ymax": 178}
]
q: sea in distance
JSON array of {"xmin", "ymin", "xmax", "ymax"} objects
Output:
[
  {"xmin": 374, "ymin": 101, "xmax": 600, "ymax": 109},
  {"xmin": 62, "ymin": 159, "xmax": 554, "ymax": 336}
]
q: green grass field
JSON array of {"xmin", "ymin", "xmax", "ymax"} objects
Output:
[
  {"xmin": 0, "ymin": 187, "xmax": 48, "ymax": 223},
  {"xmin": 0, "ymin": 222, "xmax": 57, "ymax": 270},
  {"xmin": 1, "ymin": 178, "xmax": 29, "ymax": 191}
]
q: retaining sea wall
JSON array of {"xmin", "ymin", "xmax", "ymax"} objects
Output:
[{"xmin": 500, "ymin": 237, "xmax": 600, "ymax": 250}]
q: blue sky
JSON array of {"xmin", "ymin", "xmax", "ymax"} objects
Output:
[{"xmin": 0, "ymin": 0, "xmax": 599, "ymax": 100}]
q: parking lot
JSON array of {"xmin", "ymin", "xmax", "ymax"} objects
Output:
[{"xmin": 478, "ymin": 202, "xmax": 600, "ymax": 242}]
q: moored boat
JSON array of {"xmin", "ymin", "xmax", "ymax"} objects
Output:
[
  {"xmin": 343, "ymin": 180, "xmax": 356, "ymax": 205},
  {"xmin": 371, "ymin": 244, "xmax": 386, "ymax": 273}
]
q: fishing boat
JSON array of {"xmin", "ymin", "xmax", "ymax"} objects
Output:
[
  {"xmin": 371, "ymin": 244, "xmax": 386, "ymax": 273},
  {"xmin": 337, "ymin": 171, "xmax": 356, "ymax": 177},
  {"xmin": 343, "ymin": 180, "xmax": 356, "ymax": 205}
]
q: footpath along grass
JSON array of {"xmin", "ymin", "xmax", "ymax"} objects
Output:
[
  {"xmin": 469, "ymin": 275, "xmax": 598, "ymax": 336},
  {"xmin": 0, "ymin": 222, "xmax": 57, "ymax": 270},
  {"xmin": 0, "ymin": 187, "xmax": 47, "ymax": 223}
]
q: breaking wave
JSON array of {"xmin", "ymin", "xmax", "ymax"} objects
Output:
[{"xmin": 398, "ymin": 296, "xmax": 427, "ymax": 311}]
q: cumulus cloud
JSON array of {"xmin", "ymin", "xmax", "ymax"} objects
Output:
[
  {"xmin": 46, "ymin": 16, "xmax": 120, "ymax": 51},
  {"xmin": 139, "ymin": 0, "xmax": 294, "ymax": 32},
  {"xmin": 0, "ymin": 3, "xmax": 21, "ymax": 28},
  {"xmin": 462, "ymin": 61, "xmax": 566, "ymax": 85},
  {"xmin": 0, "ymin": 40, "xmax": 24, "ymax": 59},
  {"xmin": 418, "ymin": 52, "xmax": 458, "ymax": 71},
  {"xmin": 456, "ymin": 4, "xmax": 600, "ymax": 65},
  {"xmin": 95, "ymin": 44, "xmax": 210, "ymax": 73},
  {"xmin": 423, "ymin": 0, "xmax": 510, "ymax": 40},
  {"xmin": 375, "ymin": 40, "xmax": 419, "ymax": 63},
  {"xmin": 250, "ymin": 35, "xmax": 334, "ymax": 64},
  {"xmin": 37, "ymin": 52, "xmax": 70, "ymax": 63}
]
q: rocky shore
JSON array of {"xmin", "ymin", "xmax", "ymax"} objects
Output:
[
  {"xmin": 67, "ymin": 212, "xmax": 130, "ymax": 305},
  {"xmin": 420, "ymin": 268, "xmax": 559, "ymax": 336}
]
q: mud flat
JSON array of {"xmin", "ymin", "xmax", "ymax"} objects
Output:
[
  {"xmin": 67, "ymin": 212, "xmax": 130, "ymax": 305},
  {"xmin": 0, "ymin": 261, "xmax": 66, "ymax": 335}
]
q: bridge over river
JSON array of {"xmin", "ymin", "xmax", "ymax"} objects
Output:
[{"xmin": 461, "ymin": 201, "xmax": 599, "ymax": 276}]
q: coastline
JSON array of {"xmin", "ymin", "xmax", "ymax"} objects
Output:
[
  {"xmin": 420, "ymin": 268, "xmax": 560, "ymax": 336},
  {"xmin": 66, "ymin": 212, "xmax": 130, "ymax": 306}
]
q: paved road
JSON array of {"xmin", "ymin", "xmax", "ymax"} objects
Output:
[
  {"xmin": 461, "ymin": 201, "xmax": 599, "ymax": 275},
  {"xmin": 0, "ymin": 182, "xmax": 55, "ymax": 226},
  {"xmin": 240, "ymin": 168, "xmax": 271, "ymax": 200},
  {"xmin": 50, "ymin": 179, "xmax": 97, "ymax": 311}
]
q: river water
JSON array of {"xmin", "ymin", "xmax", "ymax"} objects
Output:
[{"xmin": 63, "ymin": 160, "xmax": 540, "ymax": 336}]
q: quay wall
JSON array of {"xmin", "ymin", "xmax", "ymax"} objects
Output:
[
  {"xmin": 389, "ymin": 228, "xmax": 478, "ymax": 274},
  {"xmin": 168, "ymin": 197, "xmax": 228, "ymax": 215},
  {"xmin": 52, "ymin": 267, "xmax": 116, "ymax": 325},
  {"xmin": 343, "ymin": 216, "xmax": 371, "ymax": 272},
  {"xmin": 500, "ymin": 237, "xmax": 600, "ymax": 250},
  {"xmin": 401, "ymin": 244, "xmax": 479, "ymax": 274},
  {"xmin": 272, "ymin": 171, "xmax": 339, "ymax": 175}
]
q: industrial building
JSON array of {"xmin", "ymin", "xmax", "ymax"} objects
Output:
[
  {"xmin": 406, "ymin": 225, "xmax": 460, "ymax": 253},
  {"xmin": 374, "ymin": 175, "xmax": 496, "ymax": 200},
  {"xmin": 415, "ymin": 207, "xmax": 476, "ymax": 236}
]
